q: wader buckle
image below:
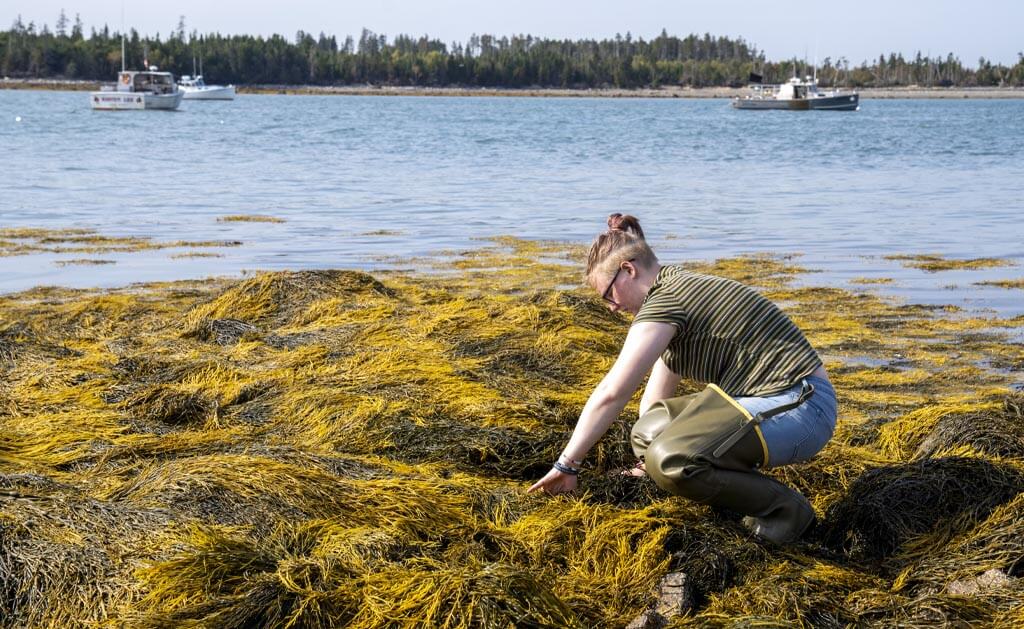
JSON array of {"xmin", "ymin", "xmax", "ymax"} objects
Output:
[{"xmin": 712, "ymin": 380, "xmax": 815, "ymax": 459}]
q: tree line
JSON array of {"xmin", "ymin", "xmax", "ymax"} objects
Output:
[{"xmin": 3, "ymin": 13, "xmax": 1023, "ymax": 88}]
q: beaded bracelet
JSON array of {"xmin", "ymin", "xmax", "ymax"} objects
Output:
[{"xmin": 552, "ymin": 461, "xmax": 580, "ymax": 476}]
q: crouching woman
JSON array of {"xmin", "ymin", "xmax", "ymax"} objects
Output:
[{"xmin": 527, "ymin": 214, "xmax": 837, "ymax": 544}]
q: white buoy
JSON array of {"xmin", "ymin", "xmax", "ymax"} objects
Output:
[
  {"xmin": 15, "ymin": 116, "xmax": 21, "ymax": 122},
  {"xmin": 219, "ymin": 120, "xmax": 225, "ymax": 125}
]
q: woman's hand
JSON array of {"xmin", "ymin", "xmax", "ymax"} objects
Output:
[
  {"xmin": 527, "ymin": 468, "xmax": 578, "ymax": 495},
  {"xmin": 527, "ymin": 323, "xmax": 675, "ymax": 497}
]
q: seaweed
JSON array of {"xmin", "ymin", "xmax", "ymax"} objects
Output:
[
  {"xmin": 913, "ymin": 394, "xmax": 1024, "ymax": 459},
  {"xmin": 218, "ymin": 215, "xmax": 286, "ymax": 223},
  {"xmin": 884, "ymin": 254, "xmax": 1015, "ymax": 273},
  {"xmin": 1, "ymin": 238, "xmax": 1023, "ymax": 626},
  {"xmin": 819, "ymin": 457, "xmax": 1024, "ymax": 563}
]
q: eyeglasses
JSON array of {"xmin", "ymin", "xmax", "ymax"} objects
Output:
[{"xmin": 601, "ymin": 259, "xmax": 633, "ymax": 305}]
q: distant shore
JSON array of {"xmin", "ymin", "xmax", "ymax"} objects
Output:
[{"xmin": 3, "ymin": 77, "xmax": 1024, "ymax": 99}]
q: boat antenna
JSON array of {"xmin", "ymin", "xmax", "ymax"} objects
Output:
[{"xmin": 192, "ymin": 55, "xmax": 196, "ymax": 77}]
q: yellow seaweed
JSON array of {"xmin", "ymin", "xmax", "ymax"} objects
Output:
[{"xmin": 1, "ymin": 238, "xmax": 1022, "ymax": 626}]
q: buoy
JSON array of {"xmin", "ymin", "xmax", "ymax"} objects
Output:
[{"xmin": 15, "ymin": 116, "xmax": 21, "ymax": 122}]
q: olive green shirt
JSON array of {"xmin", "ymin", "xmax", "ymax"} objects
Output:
[{"xmin": 632, "ymin": 265, "xmax": 821, "ymax": 397}]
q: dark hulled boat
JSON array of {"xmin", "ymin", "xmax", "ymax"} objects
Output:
[{"xmin": 733, "ymin": 76, "xmax": 859, "ymax": 111}]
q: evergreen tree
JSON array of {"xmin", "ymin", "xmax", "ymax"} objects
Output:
[
  {"xmin": 55, "ymin": 9, "xmax": 68, "ymax": 38},
  {"xmin": 0, "ymin": 19, "xmax": 1016, "ymax": 87}
]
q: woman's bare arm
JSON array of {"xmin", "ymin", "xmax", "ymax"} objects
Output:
[
  {"xmin": 639, "ymin": 357, "xmax": 681, "ymax": 416},
  {"xmin": 527, "ymin": 321, "xmax": 677, "ymax": 494}
]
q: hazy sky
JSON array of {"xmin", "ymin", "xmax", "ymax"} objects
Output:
[{"xmin": 7, "ymin": 1, "xmax": 1023, "ymax": 66}]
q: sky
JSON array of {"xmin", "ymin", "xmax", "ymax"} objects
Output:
[{"xmin": 6, "ymin": 0, "xmax": 1023, "ymax": 67}]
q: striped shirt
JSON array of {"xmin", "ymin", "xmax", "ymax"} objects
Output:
[{"xmin": 632, "ymin": 265, "xmax": 821, "ymax": 397}]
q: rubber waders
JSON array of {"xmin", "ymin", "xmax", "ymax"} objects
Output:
[{"xmin": 632, "ymin": 383, "xmax": 816, "ymax": 544}]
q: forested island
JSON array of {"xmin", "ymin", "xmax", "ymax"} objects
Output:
[{"xmin": 3, "ymin": 12, "xmax": 1023, "ymax": 89}]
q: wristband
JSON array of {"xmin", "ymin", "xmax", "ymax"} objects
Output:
[
  {"xmin": 559, "ymin": 453, "xmax": 584, "ymax": 466},
  {"xmin": 552, "ymin": 461, "xmax": 580, "ymax": 476}
]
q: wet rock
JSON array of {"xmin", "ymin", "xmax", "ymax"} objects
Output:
[
  {"xmin": 654, "ymin": 571, "xmax": 695, "ymax": 618},
  {"xmin": 947, "ymin": 569, "xmax": 1014, "ymax": 596},
  {"xmin": 626, "ymin": 571, "xmax": 694, "ymax": 628},
  {"xmin": 625, "ymin": 610, "xmax": 666, "ymax": 629}
]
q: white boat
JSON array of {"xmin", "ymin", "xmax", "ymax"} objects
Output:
[
  {"xmin": 90, "ymin": 69, "xmax": 184, "ymax": 111},
  {"xmin": 178, "ymin": 75, "xmax": 236, "ymax": 100},
  {"xmin": 733, "ymin": 75, "xmax": 859, "ymax": 111}
]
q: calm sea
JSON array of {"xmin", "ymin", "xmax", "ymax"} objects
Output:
[{"xmin": 1, "ymin": 90, "xmax": 1022, "ymax": 314}]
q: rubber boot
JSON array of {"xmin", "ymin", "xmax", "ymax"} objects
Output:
[
  {"xmin": 717, "ymin": 470, "xmax": 816, "ymax": 544},
  {"xmin": 639, "ymin": 385, "xmax": 816, "ymax": 543},
  {"xmin": 645, "ymin": 421, "xmax": 815, "ymax": 544},
  {"xmin": 647, "ymin": 461, "xmax": 815, "ymax": 544}
]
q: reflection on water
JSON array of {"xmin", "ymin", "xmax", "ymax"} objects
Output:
[{"xmin": 1, "ymin": 91, "xmax": 1022, "ymax": 313}]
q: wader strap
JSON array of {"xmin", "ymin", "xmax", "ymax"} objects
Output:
[{"xmin": 712, "ymin": 381, "xmax": 815, "ymax": 459}]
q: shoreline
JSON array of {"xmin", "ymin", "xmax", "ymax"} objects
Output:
[
  {"xmin": 1, "ymin": 227, "xmax": 1022, "ymax": 317},
  {"xmin": 2, "ymin": 226, "xmax": 1022, "ymax": 318},
  {"xmin": 3, "ymin": 77, "xmax": 1024, "ymax": 99}
]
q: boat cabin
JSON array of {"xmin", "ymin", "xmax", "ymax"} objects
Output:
[
  {"xmin": 775, "ymin": 77, "xmax": 813, "ymax": 100},
  {"xmin": 117, "ymin": 71, "xmax": 177, "ymax": 95},
  {"xmin": 178, "ymin": 75, "xmax": 207, "ymax": 88}
]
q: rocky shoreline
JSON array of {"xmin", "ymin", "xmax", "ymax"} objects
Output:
[
  {"xmin": 1, "ymin": 236, "xmax": 1022, "ymax": 626},
  {"xmin": 3, "ymin": 77, "xmax": 1023, "ymax": 98}
]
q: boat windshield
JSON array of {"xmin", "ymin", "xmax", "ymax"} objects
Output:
[{"xmin": 134, "ymin": 73, "xmax": 175, "ymax": 94}]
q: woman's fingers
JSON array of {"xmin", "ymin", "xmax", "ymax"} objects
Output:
[
  {"xmin": 527, "ymin": 469, "xmax": 558, "ymax": 494},
  {"xmin": 527, "ymin": 470, "xmax": 577, "ymax": 495}
]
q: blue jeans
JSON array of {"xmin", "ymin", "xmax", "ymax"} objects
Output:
[{"xmin": 735, "ymin": 375, "xmax": 837, "ymax": 468}]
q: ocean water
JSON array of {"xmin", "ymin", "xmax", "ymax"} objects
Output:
[{"xmin": 1, "ymin": 90, "xmax": 1022, "ymax": 314}]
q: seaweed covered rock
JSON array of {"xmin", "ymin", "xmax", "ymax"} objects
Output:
[
  {"xmin": 0, "ymin": 473, "xmax": 170, "ymax": 627},
  {"xmin": 123, "ymin": 385, "xmax": 218, "ymax": 426},
  {"xmin": 892, "ymin": 492, "xmax": 1024, "ymax": 598},
  {"xmin": 133, "ymin": 523, "xmax": 581, "ymax": 629},
  {"xmin": 187, "ymin": 318, "xmax": 258, "ymax": 345},
  {"xmin": 914, "ymin": 394, "xmax": 1024, "ymax": 459},
  {"xmin": 819, "ymin": 457, "xmax": 1024, "ymax": 562},
  {"xmin": 0, "ymin": 321, "xmax": 79, "ymax": 365},
  {"xmin": 3, "ymin": 243, "xmax": 1024, "ymax": 626},
  {"xmin": 376, "ymin": 416, "xmax": 565, "ymax": 479},
  {"xmin": 184, "ymin": 270, "xmax": 396, "ymax": 335}
]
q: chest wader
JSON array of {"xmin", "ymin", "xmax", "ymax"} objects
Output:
[{"xmin": 631, "ymin": 382, "xmax": 815, "ymax": 544}]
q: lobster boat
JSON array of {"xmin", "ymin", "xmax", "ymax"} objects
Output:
[
  {"xmin": 733, "ymin": 75, "xmax": 859, "ymax": 111},
  {"xmin": 90, "ymin": 69, "xmax": 184, "ymax": 111},
  {"xmin": 178, "ymin": 75, "xmax": 235, "ymax": 100}
]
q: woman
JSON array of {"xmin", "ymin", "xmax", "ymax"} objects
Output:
[{"xmin": 527, "ymin": 214, "xmax": 837, "ymax": 544}]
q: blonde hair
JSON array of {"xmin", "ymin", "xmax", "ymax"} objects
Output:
[{"xmin": 585, "ymin": 213, "xmax": 658, "ymax": 286}]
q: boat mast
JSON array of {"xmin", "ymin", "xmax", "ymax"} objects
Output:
[
  {"xmin": 813, "ymin": 38, "xmax": 818, "ymax": 84},
  {"xmin": 812, "ymin": 43, "xmax": 818, "ymax": 84},
  {"xmin": 120, "ymin": 4, "xmax": 125, "ymax": 72}
]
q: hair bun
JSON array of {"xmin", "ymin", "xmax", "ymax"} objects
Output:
[{"xmin": 606, "ymin": 213, "xmax": 645, "ymax": 239}]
